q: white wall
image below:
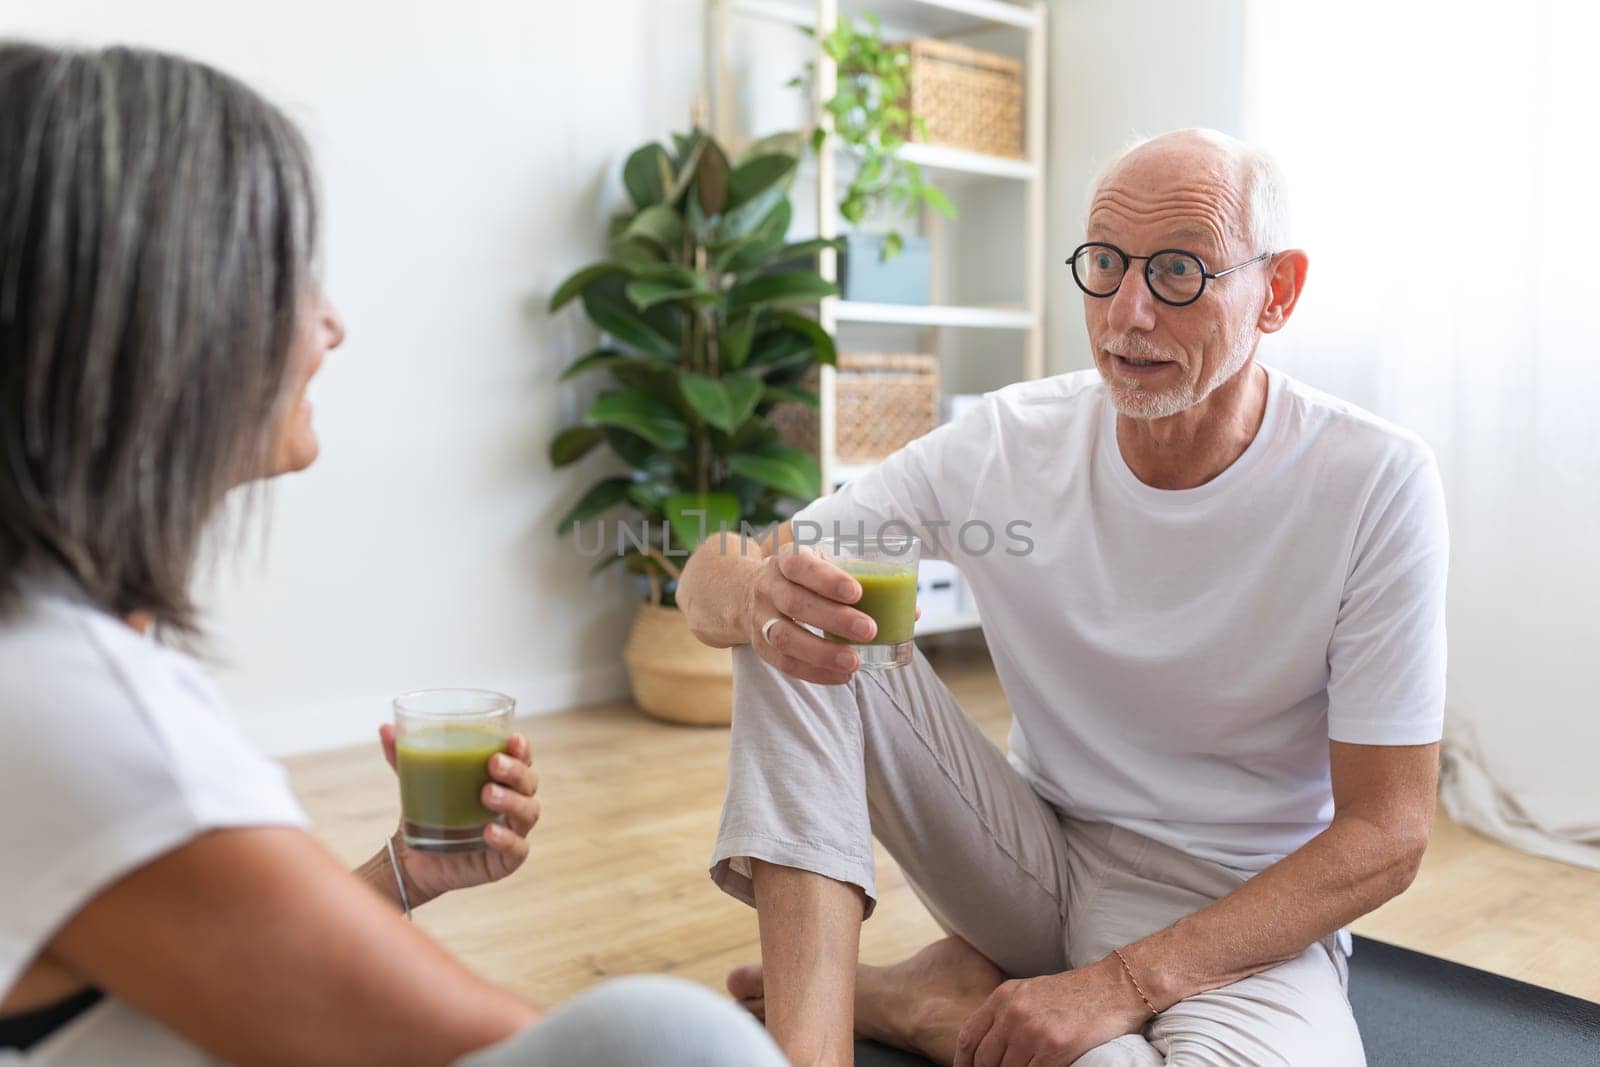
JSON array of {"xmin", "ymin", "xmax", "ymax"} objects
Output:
[
  {"xmin": 4, "ymin": 0, "xmax": 708, "ymax": 754},
  {"xmin": 4, "ymin": 0, "xmax": 1259, "ymax": 756},
  {"xmin": 1045, "ymin": 0, "xmax": 1248, "ymax": 375}
]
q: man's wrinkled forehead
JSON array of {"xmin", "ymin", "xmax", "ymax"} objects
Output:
[{"xmin": 1087, "ymin": 155, "xmax": 1248, "ymax": 256}]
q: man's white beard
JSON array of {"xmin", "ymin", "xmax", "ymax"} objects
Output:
[{"xmin": 1104, "ymin": 329, "xmax": 1257, "ymax": 420}]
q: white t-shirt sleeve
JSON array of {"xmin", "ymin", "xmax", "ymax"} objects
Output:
[
  {"xmin": 0, "ymin": 597, "xmax": 308, "ymax": 1002},
  {"xmin": 790, "ymin": 398, "xmax": 996, "ymax": 562},
  {"xmin": 1325, "ymin": 450, "xmax": 1450, "ymax": 745}
]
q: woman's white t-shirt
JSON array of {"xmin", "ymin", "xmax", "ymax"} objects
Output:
[{"xmin": 0, "ymin": 570, "xmax": 308, "ymax": 1065}]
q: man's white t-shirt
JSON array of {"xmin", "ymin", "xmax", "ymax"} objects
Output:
[
  {"xmin": 0, "ymin": 569, "xmax": 308, "ymax": 1065},
  {"xmin": 794, "ymin": 364, "xmax": 1448, "ymax": 873}
]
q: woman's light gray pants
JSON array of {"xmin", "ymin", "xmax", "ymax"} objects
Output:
[{"xmin": 456, "ymin": 975, "xmax": 784, "ymax": 1067}]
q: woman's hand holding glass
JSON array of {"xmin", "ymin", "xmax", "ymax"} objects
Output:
[{"xmin": 376, "ymin": 724, "xmax": 541, "ymax": 906}]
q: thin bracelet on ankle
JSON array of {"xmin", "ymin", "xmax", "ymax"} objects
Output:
[
  {"xmin": 384, "ymin": 835, "xmax": 413, "ymax": 920},
  {"xmin": 1113, "ymin": 948, "xmax": 1159, "ymax": 1017}
]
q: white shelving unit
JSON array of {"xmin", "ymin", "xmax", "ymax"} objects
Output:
[
  {"xmin": 834, "ymin": 301, "xmax": 1035, "ymax": 329},
  {"xmin": 711, "ymin": 0, "xmax": 1048, "ymax": 637}
]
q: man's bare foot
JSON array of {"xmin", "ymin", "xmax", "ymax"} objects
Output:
[{"xmin": 727, "ymin": 936, "xmax": 1003, "ymax": 1064}]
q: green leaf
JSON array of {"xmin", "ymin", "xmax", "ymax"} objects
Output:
[
  {"xmin": 688, "ymin": 374, "xmax": 762, "ymax": 435},
  {"xmin": 678, "ymin": 373, "xmax": 736, "ymax": 432},
  {"xmin": 624, "ymin": 262, "xmax": 703, "ymax": 286},
  {"xmin": 686, "ymin": 189, "xmax": 716, "ymax": 244},
  {"xmin": 585, "ymin": 389, "xmax": 688, "ymax": 451},
  {"xmin": 722, "ymin": 200, "xmax": 793, "ymax": 272},
  {"xmin": 740, "ymin": 131, "xmax": 805, "ymax": 165},
  {"xmin": 667, "ymin": 136, "xmax": 706, "ymax": 206},
  {"xmin": 696, "ymin": 137, "xmax": 731, "ymax": 216},
  {"xmin": 749, "ymin": 237, "xmax": 841, "ymax": 273},
  {"xmin": 720, "ymin": 154, "xmax": 799, "ymax": 241},
  {"xmin": 548, "ymin": 425, "xmax": 606, "ymax": 467},
  {"xmin": 549, "ymin": 262, "xmax": 627, "ymax": 312},
  {"xmin": 727, "ymin": 154, "xmax": 798, "ymax": 207},
  {"xmin": 920, "ymin": 183, "xmax": 957, "ymax": 219},
  {"xmin": 728, "ymin": 419, "xmax": 779, "ymax": 453},
  {"xmin": 626, "ymin": 478, "xmax": 677, "ymax": 513},
  {"xmin": 581, "ymin": 274, "xmax": 679, "ymax": 359},
  {"xmin": 720, "ymin": 314, "xmax": 757, "ymax": 370},
  {"xmin": 726, "ymin": 270, "xmax": 838, "ymax": 313},
  {"xmin": 710, "ymin": 233, "xmax": 761, "ymax": 272},
  {"xmin": 672, "ymin": 129, "xmax": 705, "ymax": 170},
  {"xmin": 556, "ymin": 476, "xmax": 633, "ymax": 534},
  {"xmin": 622, "ymin": 205, "xmax": 684, "ymax": 250},
  {"xmin": 723, "ymin": 376, "xmax": 764, "ymax": 429},
  {"xmin": 663, "ymin": 491, "xmax": 742, "ymax": 553},
  {"xmin": 605, "ymin": 426, "xmax": 671, "ymax": 473},
  {"xmin": 609, "ymin": 359, "xmax": 676, "ymax": 390},
  {"xmin": 608, "ymin": 236, "xmax": 665, "ymax": 265},
  {"xmin": 880, "ymin": 230, "xmax": 904, "ymax": 261},
  {"xmin": 559, "ymin": 347, "xmax": 631, "ymax": 382},
  {"xmin": 763, "ymin": 384, "xmax": 819, "ymax": 408},
  {"xmin": 728, "ymin": 443, "xmax": 821, "ymax": 501},
  {"xmin": 623, "ymin": 143, "xmax": 670, "ymax": 209},
  {"xmin": 744, "ymin": 327, "xmax": 815, "ymax": 372},
  {"xmin": 772, "ymin": 310, "xmax": 837, "ymax": 366},
  {"xmin": 625, "ymin": 279, "xmax": 712, "ymax": 311}
]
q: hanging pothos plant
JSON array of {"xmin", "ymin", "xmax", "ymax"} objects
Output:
[{"xmin": 792, "ymin": 12, "xmax": 957, "ymax": 258}]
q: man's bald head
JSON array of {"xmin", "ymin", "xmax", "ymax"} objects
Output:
[
  {"xmin": 1077, "ymin": 128, "xmax": 1303, "ymax": 422},
  {"xmin": 1087, "ymin": 129, "xmax": 1288, "ymax": 257}
]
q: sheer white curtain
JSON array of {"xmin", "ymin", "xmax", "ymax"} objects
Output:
[{"xmin": 1242, "ymin": 1, "xmax": 1600, "ymax": 868}]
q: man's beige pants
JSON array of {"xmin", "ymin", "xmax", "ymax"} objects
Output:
[{"xmin": 710, "ymin": 645, "xmax": 1365, "ymax": 1066}]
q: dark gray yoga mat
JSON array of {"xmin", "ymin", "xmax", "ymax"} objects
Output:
[{"xmin": 854, "ymin": 935, "xmax": 1600, "ymax": 1066}]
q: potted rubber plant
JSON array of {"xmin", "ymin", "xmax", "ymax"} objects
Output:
[{"xmin": 547, "ymin": 127, "xmax": 838, "ymax": 725}]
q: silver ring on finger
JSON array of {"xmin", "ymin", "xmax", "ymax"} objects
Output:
[{"xmin": 761, "ymin": 616, "xmax": 782, "ymax": 645}]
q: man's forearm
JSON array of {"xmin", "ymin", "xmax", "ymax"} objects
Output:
[
  {"xmin": 1118, "ymin": 814, "xmax": 1427, "ymax": 1009},
  {"xmin": 677, "ymin": 531, "xmax": 770, "ymax": 648}
]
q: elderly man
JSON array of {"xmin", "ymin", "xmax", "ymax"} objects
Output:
[{"xmin": 676, "ymin": 128, "xmax": 1446, "ymax": 1067}]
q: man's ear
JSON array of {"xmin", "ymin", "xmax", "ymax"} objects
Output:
[{"xmin": 1257, "ymin": 250, "xmax": 1309, "ymax": 334}]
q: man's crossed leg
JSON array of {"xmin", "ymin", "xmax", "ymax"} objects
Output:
[{"xmin": 710, "ymin": 645, "xmax": 1362, "ymax": 1066}]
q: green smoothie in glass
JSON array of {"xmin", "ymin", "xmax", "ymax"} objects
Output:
[
  {"xmin": 393, "ymin": 689, "xmax": 515, "ymax": 852},
  {"xmin": 823, "ymin": 534, "xmax": 921, "ymax": 670}
]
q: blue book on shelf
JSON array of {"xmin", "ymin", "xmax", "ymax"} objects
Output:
[{"xmin": 839, "ymin": 234, "xmax": 932, "ymax": 306}]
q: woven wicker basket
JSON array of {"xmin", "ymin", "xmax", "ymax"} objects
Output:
[
  {"xmin": 772, "ymin": 353, "xmax": 940, "ymax": 463},
  {"xmin": 906, "ymin": 38, "xmax": 1024, "ymax": 159},
  {"xmin": 622, "ymin": 603, "xmax": 732, "ymax": 726},
  {"xmin": 770, "ymin": 381, "xmax": 821, "ymax": 456},
  {"xmin": 837, "ymin": 352, "xmax": 940, "ymax": 461}
]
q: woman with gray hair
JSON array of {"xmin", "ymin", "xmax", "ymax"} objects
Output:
[{"xmin": 0, "ymin": 42, "xmax": 782, "ymax": 1067}]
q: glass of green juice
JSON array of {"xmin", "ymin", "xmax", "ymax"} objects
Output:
[
  {"xmin": 393, "ymin": 688, "xmax": 515, "ymax": 853},
  {"xmin": 823, "ymin": 534, "xmax": 920, "ymax": 670}
]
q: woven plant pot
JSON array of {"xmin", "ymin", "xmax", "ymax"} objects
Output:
[{"xmin": 622, "ymin": 602, "xmax": 733, "ymax": 727}]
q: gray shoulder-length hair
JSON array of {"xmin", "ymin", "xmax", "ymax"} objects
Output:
[{"xmin": 0, "ymin": 42, "xmax": 319, "ymax": 632}]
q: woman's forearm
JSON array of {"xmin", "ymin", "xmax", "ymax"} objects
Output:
[
  {"xmin": 355, "ymin": 833, "xmax": 431, "ymax": 910},
  {"xmin": 50, "ymin": 827, "xmax": 540, "ymax": 1066}
]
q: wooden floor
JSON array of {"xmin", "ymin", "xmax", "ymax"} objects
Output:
[{"xmin": 285, "ymin": 640, "xmax": 1600, "ymax": 1007}]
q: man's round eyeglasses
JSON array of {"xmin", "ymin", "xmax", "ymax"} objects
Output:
[{"xmin": 1068, "ymin": 242, "xmax": 1274, "ymax": 308}]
